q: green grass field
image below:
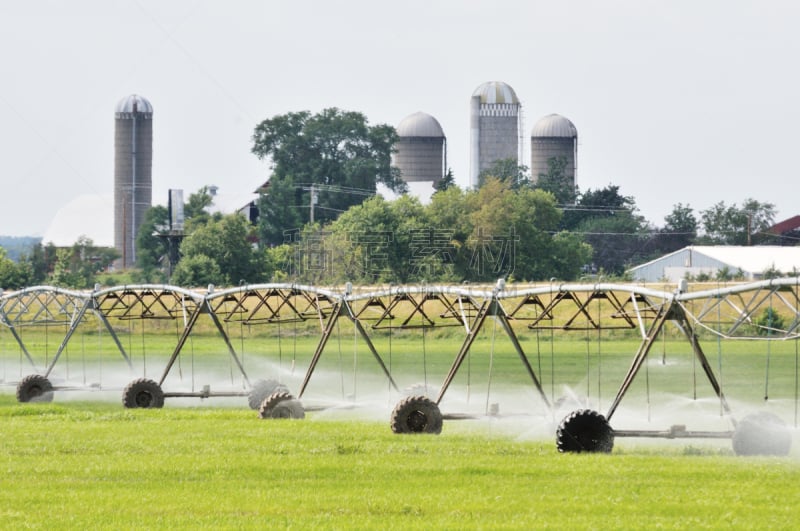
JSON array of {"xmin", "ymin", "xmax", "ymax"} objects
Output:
[
  {"xmin": 3, "ymin": 318, "xmax": 800, "ymax": 528},
  {"xmin": 0, "ymin": 396, "xmax": 799, "ymax": 529}
]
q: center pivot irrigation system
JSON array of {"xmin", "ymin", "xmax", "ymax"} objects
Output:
[{"xmin": 2, "ymin": 278, "xmax": 800, "ymax": 455}]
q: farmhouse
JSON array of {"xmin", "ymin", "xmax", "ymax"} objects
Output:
[{"xmin": 627, "ymin": 246, "xmax": 800, "ymax": 283}]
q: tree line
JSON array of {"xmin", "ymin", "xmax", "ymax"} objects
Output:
[{"xmin": 0, "ymin": 107, "xmax": 784, "ymax": 290}]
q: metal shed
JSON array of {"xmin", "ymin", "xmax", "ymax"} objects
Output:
[{"xmin": 627, "ymin": 246, "xmax": 800, "ymax": 282}]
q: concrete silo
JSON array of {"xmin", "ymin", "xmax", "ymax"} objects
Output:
[
  {"xmin": 530, "ymin": 113, "xmax": 577, "ymax": 189},
  {"xmin": 393, "ymin": 111, "xmax": 446, "ymax": 188},
  {"xmin": 469, "ymin": 81, "xmax": 521, "ymax": 188},
  {"xmin": 114, "ymin": 94, "xmax": 153, "ymax": 268}
]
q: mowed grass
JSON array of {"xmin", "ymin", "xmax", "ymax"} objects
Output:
[
  {"xmin": 4, "ymin": 317, "xmax": 800, "ymax": 528},
  {"xmin": 0, "ymin": 395, "xmax": 799, "ymax": 529}
]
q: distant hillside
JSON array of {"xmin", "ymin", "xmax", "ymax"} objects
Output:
[{"xmin": 0, "ymin": 236, "xmax": 42, "ymax": 261}]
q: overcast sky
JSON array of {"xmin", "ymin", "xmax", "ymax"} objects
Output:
[{"xmin": 1, "ymin": 0, "xmax": 798, "ymax": 244}]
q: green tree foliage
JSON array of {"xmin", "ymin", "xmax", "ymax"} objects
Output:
[
  {"xmin": 699, "ymin": 199, "xmax": 776, "ymax": 245},
  {"xmin": 135, "ymin": 204, "xmax": 170, "ymax": 283},
  {"xmin": 754, "ymin": 307, "xmax": 785, "ymax": 336},
  {"xmin": 561, "ymin": 185, "xmax": 632, "ymax": 230},
  {"xmin": 176, "ymin": 214, "xmax": 268, "ymax": 286},
  {"xmin": 477, "ymin": 158, "xmax": 530, "ymax": 189},
  {"xmin": 171, "ymin": 255, "xmax": 222, "ymax": 288},
  {"xmin": 135, "ymin": 188, "xmax": 220, "ymax": 283},
  {"xmin": 561, "ymin": 185, "xmax": 649, "ymax": 275},
  {"xmin": 252, "ymin": 108, "xmax": 407, "ymax": 245},
  {"xmin": 659, "ymin": 203, "xmax": 697, "ymax": 252},
  {"xmin": 467, "ymin": 178, "xmax": 589, "ymax": 280},
  {"xmin": 256, "ymin": 176, "xmax": 302, "ymax": 247},
  {"xmin": 183, "ymin": 186, "xmax": 215, "ymax": 231},
  {"xmin": 433, "ymin": 168, "xmax": 456, "ymax": 193},
  {"xmin": 290, "ymin": 196, "xmax": 436, "ymax": 284},
  {"xmin": 426, "ymin": 186, "xmax": 473, "ymax": 276},
  {"xmin": 272, "ymin": 178, "xmax": 590, "ymax": 283},
  {"xmin": 535, "ymin": 156, "xmax": 576, "ymax": 205},
  {"xmin": 26, "ymin": 242, "xmax": 57, "ymax": 284},
  {"xmin": 0, "ymin": 248, "xmax": 33, "ymax": 289},
  {"xmin": 49, "ymin": 237, "xmax": 118, "ymax": 289},
  {"xmin": 6, "ymin": 242, "xmax": 55, "ymax": 287}
]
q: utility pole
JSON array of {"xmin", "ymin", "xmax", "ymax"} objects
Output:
[
  {"xmin": 747, "ymin": 213, "xmax": 752, "ymax": 246},
  {"xmin": 309, "ymin": 184, "xmax": 318, "ymax": 223}
]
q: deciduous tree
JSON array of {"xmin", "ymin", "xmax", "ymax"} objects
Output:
[
  {"xmin": 699, "ymin": 199, "xmax": 776, "ymax": 245},
  {"xmin": 252, "ymin": 108, "xmax": 407, "ymax": 245},
  {"xmin": 535, "ymin": 156, "xmax": 576, "ymax": 205},
  {"xmin": 178, "ymin": 214, "xmax": 268, "ymax": 286}
]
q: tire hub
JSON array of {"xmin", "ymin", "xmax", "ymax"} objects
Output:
[
  {"xmin": 135, "ymin": 392, "xmax": 153, "ymax": 408},
  {"xmin": 407, "ymin": 410, "xmax": 428, "ymax": 432}
]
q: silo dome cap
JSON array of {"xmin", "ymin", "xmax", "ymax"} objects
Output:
[
  {"xmin": 115, "ymin": 94, "xmax": 153, "ymax": 114},
  {"xmin": 472, "ymin": 81, "xmax": 519, "ymax": 104},
  {"xmin": 397, "ymin": 112, "xmax": 445, "ymax": 137},
  {"xmin": 531, "ymin": 114, "xmax": 577, "ymax": 138}
]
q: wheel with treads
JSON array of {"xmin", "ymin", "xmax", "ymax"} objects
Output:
[
  {"xmin": 16, "ymin": 374, "xmax": 54, "ymax": 403},
  {"xmin": 258, "ymin": 390, "xmax": 305, "ymax": 419},
  {"xmin": 733, "ymin": 412, "xmax": 791, "ymax": 456},
  {"xmin": 556, "ymin": 409, "xmax": 614, "ymax": 453},
  {"xmin": 390, "ymin": 395, "xmax": 443, "ymax": 434},
  {"xmin": 122, "ymin": 378, "xmax": 165, "ymax": 409},
  {"xmin": 248, "ymin": 379, "xmax": 288, "ymax": 410}
]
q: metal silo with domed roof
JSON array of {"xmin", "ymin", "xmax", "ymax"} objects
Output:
[
  {"xmin": 469, "ymin": 81, "xmax": 522, "ymax": 188},
  {"xmin": 114, "ymin": 94, "xmax": 153, "ymax": 268},
  {"xmin": 393, "ymin": 111, "xmax": 447, "ymax": 186},
  {"xmin": 530, "ymin": 113, "xmax": 577, "ymax": 190}
]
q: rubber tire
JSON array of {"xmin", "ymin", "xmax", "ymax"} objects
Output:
[
  {"xmin": 390, "ymin": 395, "xmax": 443, "ymax": 434},
  {"xmin": 248, "ymin": 379, "xmax": 288, "ymax": 410},
  {"xmin": 556, "ymin": 409, "xmax": 614, "ymax": 453},
  {"xmin": 16, "ymin": 374, "xmax": 54, "ymax": 403},
  {"xmin": 733, "ymin": 412, "xmax": 792, "ymax": 456},
  {"xmin": 258, "ymin": 390, "xmax": 305, "ymax": 419},
  {"xmin": 122, "ymin": 378, "xmax": 165, "ymax": 409}
]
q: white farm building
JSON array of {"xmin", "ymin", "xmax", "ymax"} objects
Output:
[{"xmin": 627, "ymin": 246, "xmax": 800, "ymax": 283}]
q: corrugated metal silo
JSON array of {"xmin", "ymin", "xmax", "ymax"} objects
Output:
[
  {"xmin": 393, "ymin": 112, "xmax": 446, "ymax": 185},
  {"xmin": 469, "ymin": 81, "xmax": 521, "ymax": 188},
  {"xmin": 114, "ymin": 94, "xmax": 153, "ymax": 268},
  {"xmin": 530, "ymin": 113, "xmax": 577, "ymax": 188}
]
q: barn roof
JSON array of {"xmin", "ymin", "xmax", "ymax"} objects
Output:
[
  {"xmin": 769, "ymin": 215, "xmax": 800, "ymax": 235},
  {"xmin": 628, "ymin": 245, "xmax": 800, "ymax": 279}
]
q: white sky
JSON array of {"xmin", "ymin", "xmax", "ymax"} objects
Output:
[{"xmin": 1, "ymin": 0, "xmax": 799, "ymax": 243}]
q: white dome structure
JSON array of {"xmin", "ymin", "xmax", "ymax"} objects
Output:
[
  {"xmin": 531, "ymin": 114, "xmax": 577, "ymax": 138},
  {"xmin": 393, "ymin": 112, "xmax": 446, "ymax": 192},
  {"xmin": 115, "ymin": 94, "xmax": 153, "ymax": 116},
  {"xmin": 42, "ymin": 195, "xmax": 114, "ymax": 247},
  {"xmin": 469, "ymin": 81, "xmax": 522, "ymax": 187},
  {"xmin": 472, "ymin": 81, "xmax": 520, "ymax": 105},
  {"xmin": 530, "ymin": 113, "xmax": 578, "ymax": 190},
  {"xmin": 397, "ymin": 112, "xmax": 445, "ymax": 138}
]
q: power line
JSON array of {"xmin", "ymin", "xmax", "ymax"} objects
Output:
[{"xmin": 294, "ymin": 183, "xmax": 376, "ymax": 197}]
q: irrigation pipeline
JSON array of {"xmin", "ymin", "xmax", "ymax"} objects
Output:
[{"xmin": 3, "ymin": 279, "xmax": 800, "ymax": 409}]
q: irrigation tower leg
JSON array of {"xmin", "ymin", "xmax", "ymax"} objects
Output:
[
  {"xmin": 494, "ymin": 309, "xmax": 551, "ymax": 409},
  {"xmin": 0, "ymin": 315, "xmax": 37, "ymax": 369},
  {"xmin": 158, "ymin": 301, "xmax": 252, "ymax": 388},
  {"xmin": 606, "ymin": 301, "xmax": 732, "ymax": 422},
  {"xmin": 43, "ymin": 300, "xmax": 91, "ymax": 378},
  {"xmin": 158, "ymin": 303, "xmax": 203, "ymax": 387},
  {"xmin": 297, "ymin": 302, "xmax": 400, "ymax": 399},
  {"xmin": 436, "ymin": 298, "xmax": 549, "ymax": 408},
  {"xmin": 435, "ymin": 300, "xmax": 491, "ymax": 405},
  {"xmin": 93, "ymin": 310, "xmax": 134, "ymax": 371}
]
